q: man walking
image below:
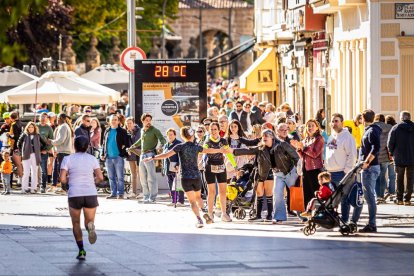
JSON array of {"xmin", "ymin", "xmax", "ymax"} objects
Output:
[
  {"xmin": 353, "ymin": 109, "xmax": 381, "ymax": 233},
  {"xmin": 325, "ymin": 113, "xmax": 357, "ymax": 224},
  {"xmin": 101, "ymin": 115, "xmax": 129, "ymax": 199},
  {"xmin": 130, "ymin": 113, "xmax": 166, "ymax": 203},
  {"xmin": 388, "ymin": 111, "xmax": 414, "ymax": 206},
  {"xmin": 37, "ymin": 112, "xmax": 54, "ymax": 193}
]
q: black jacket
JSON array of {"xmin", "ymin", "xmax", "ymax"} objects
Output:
[
  {"xmin": 233, "ymin": 138, "xmax": 299, "ymax": 181},
  {"xmin": 101, "ymin": 126, "xmax": 129, "ymax": 158},
  {"xmin": 388, "ymin": 120, "xmax": 414, "ymax": 166},
  {"xmin": 250, "ymin": 109, "xmax": 266, "ymax": 125},
  {"xmin": 359, "ymin": 124, "xmax": 382, "ymax": 166},
  {"xmin": 126, "ymin": 124, "xmax": 141, "ymax": 161},
  {"xmin": 229, "ymin": 110, "xmax": 249, "ymax": 131},
  {"xmin": 10, "ymin": 120, "xmax": 23, "ymax": 151}
]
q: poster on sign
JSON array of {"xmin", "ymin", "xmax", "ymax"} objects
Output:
[{"xmin": 135, "ymin": 59, "xmax": 207, "ymax": 136}]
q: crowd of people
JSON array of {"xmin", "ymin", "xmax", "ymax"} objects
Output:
[{"xmin": 1, "ymin": 82, "xmax": 414, "ymax": 258}]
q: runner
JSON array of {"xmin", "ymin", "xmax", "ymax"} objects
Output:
[
  {"xmin": 143, "ymin": 126, "xmax": 227, "ymax": 228},
  {"xmin": 203, "ymin": 122, "xmax": 237, "ymax": 222},
  {"xmin": 60, "ymin": 136, "xmax": 104, "ymax": 260}
]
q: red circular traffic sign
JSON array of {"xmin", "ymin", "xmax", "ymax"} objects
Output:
[{"xmin": 120, "ymin": 46, "xmax": 147, "ymax": 72}]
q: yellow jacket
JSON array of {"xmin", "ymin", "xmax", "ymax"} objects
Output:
[{"xmin": 343, "ymin": 120, "xmax": 363, "ymax": 148}]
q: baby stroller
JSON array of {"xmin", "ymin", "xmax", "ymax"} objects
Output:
[
  {"xmin": 303, "ymin": 161, "xmax": 364, "ymax": 236},
  {"xmin": 225, "ymin": 164, "xmax": 256, "ymax": 220}
]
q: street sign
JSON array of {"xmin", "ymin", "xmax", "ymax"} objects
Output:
[{"xmin": 120, "ymin": 46, "xmax": 146, "ymax": 72}]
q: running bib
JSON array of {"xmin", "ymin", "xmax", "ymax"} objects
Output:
[{"xmin": 211, "ymin": 164, "xmax": 225, "ymax": 173}]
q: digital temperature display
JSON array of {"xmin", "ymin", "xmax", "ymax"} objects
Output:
[{"xmin": 154, "ymin": 65, "xmax": 187, "ymax": 78}]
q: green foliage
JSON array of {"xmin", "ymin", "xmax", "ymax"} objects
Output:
[
  {"xmin": 0, "ymin": 0, "xmax": 47, "ymax": 65},
  {"xmin": 1, "ymin": 0, "xmax": 179, "ymax": 67}
]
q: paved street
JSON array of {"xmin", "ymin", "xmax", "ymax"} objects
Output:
[{"xmin": 0, "ymin": 192, "xmax": 414, "ymax": 276}]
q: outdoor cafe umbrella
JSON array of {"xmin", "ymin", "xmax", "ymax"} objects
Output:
[
  {"xmin": 81, "ymin": 64, "xmax": 129, "ymax": 91},
  {"xmin": 1, "ymin": 71, "xmax": 120, "ymax": 105},
  {"xmin": 0, "ymin": 66, "xmax": 39, "ymax": 93}
]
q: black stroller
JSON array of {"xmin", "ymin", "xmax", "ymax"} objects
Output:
[{"xmin": 303, "ymin": 161, "xmax": 364, "ymax": 236}]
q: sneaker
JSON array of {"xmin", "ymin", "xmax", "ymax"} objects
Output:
[
  {"xmin": 127, "ymin": 193, "xmax": 137, "ymax": 199},
  {"xmin": 176, "ymin": 202, "xmax": 185, "ymax": 207},
  {"xmin": 55, "ymin": 188, "xmax": 66, "ymax": 195},
  {"xmin": 106, "ymin": 195, "xmax": 117, "ymax": 199},
  {"xmin": 395, "ymin": 200, "xmax": 404, "ymax": 205},
  {"xmin": 87, "ymin": 221, "xmax": 97, "ymax": 244},
  {"xmin": 376, "ymin": 197, "xmax": 385, "ymax": 205},
  {"xmin": 142, "ymin": 199, "xmax": 151, "ymax": 204},
  {"xmin": 22, "ymin": 189, "xmax": 30, "ymax": 194},
  {"xmin": 221, "ymin": 214, "xmax": 232, "ymax": 222},
  {"xmin": 40, "ymin": 187, "xmax": 46, "ymax": 194},
  {"xmin": 404, "ymin": 201, "xmax": 412, "ymax": 206},
  {"xmin": 46, "ymin": 186, "xmax": 55, "ymax": 193},
  {"xmin": 30, "ymin": 190, "xmax": 37, "ymax": 194},
  {"xmin": 196, "ymin": 217, "xmax": 204, "ymax": 228},
  {"xmin": 272, "ymin": 220, "xmax": 284, "ymax": 224},
  {"xmin": 117, "ymin": 195, "xmax": 124, "ymax": 200},
  {"xmin": 359, "ymin": 224, "xmax": 377, "ymax": 233},
  {"xmin": 287, "ymin": 211, "xmax": 297, "ymax": 217},
  {"xmin": 264, "ymin": 216, "xmax": 273, "ymax": 222},
  {"xmin": 248, "ymin": 217, "xmax": 263, "ymax": 222},
  {"xmin": 203, "ymin": 213, "xmax": 214, "ymax": 224},
  {"xmin": 76, "ymin": 249, "xmax": 86, "ymax": 260},
  {"xmin": 167, "ymin": 202, "xmax": 176, "ymax": 207},
  {"xmin": 300, "ymin": 211, "xmax": 312, "ymax": 217},
  {"xmin": 383, "ymin": 193, "xmax": 390, "ymax": 201}
]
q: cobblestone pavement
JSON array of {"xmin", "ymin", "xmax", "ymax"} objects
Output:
[{"xmin": 0, "ymin": 192, "xmax": 413, "ymax": 275}]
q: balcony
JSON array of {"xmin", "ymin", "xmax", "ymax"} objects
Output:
[
  {"xmin": 310, "ymin": 0, "xmax": 340, "ymax": 14},
  {"xmin": 338, "ymin": 0, "xmax": 365, "ymax": 7}
]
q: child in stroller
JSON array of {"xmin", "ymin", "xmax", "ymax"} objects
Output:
[
  {"xmin": 302, "ymin": 161, "xmax": 364, "ymax": 236},
  {"xmin": 300, "ymin": 172, "xmax": 336, "ymax": 217},
  {"xmin": 224, "ymin": 163, "xmax": 255, "ymax": 220}
]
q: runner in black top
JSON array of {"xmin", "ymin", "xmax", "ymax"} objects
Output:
[
  {"xmin": 143, "ymin": 126, "xmax": 227, "ymax": 228},
  {"xmin": 203, "ymin": 122, "xmax": 236, "ymax": 223}
]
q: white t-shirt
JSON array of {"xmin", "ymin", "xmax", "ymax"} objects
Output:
[{"xmin": 61, "ymin": 152, "xmax": 100, "ymax": 198}]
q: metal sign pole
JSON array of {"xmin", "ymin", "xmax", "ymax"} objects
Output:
[{"xmin": 127, "ymin": 0, "xmax": 136, "ymax": 118}]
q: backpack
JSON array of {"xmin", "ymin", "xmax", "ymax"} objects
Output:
[{"xmin": 347, "ymin": 181, "xmax": 364, "ymax": 208}]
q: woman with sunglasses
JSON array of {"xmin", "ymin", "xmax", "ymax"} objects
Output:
[
  {"xmin": 228, "ymin": 129, "xmax": 300, "ymax": 223},
  {"xmin": 143, "ymin": 127, "xmax": 227, "ymax": 228},
  {"xmin": 203, "ymin": 122, "xmax": 236, "ymax": 223}
]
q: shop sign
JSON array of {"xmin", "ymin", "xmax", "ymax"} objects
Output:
[{"xmin": 395, "ymin": 3, "xmax": 414, "ymax": 19}]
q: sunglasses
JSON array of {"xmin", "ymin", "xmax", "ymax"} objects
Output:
[
  {"xmin": 197, "ymin": 130, "xmax": 204, "ymax": 133},
  {"xmin": 85, "ymin": 120, "xmax": 91, "ymax": 123},
  {"xmin": 236, "ymin": 105, "xmax": 242, "ymax": 108},
  {"xmin": 85, "ymin": 110, "xmax": 92, "ymax": 113}
]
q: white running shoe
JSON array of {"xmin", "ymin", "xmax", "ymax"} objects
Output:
[{"xmin": 87, "ymin": 221, "xmax": 97, "ymax": 244}]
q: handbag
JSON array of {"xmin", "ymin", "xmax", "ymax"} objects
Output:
[{"xmin": 290, "ymin": 176, "xmax": 305, "ymax": 212}]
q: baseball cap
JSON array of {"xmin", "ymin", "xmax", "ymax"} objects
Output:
[
  {"xmin": 47, "ymin": 112, "xmax": 56, "ymax": 117},
  {"xmin": 2, "ymin": 112, "xmax": 10, "ymax": 119}
]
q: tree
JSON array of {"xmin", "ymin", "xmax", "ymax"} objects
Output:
[
  {"xmin": 0, "ymin": 0, "xmax": 47, "ymax": 65},
  {"xmin": 7, "ymin": 0, "xmax": 73, "ymax": 67}
]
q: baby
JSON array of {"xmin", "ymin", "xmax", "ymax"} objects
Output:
[{"xmin": 301, "ymin": 172, "xmax": 336, "ymax": 217}]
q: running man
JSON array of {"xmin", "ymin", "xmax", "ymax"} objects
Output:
[
  {"xmin": 60, "ymin": 136, "xmax": 104, "ymax": 260},
  {"xmin": 143, "ymin": 127, "xmax": 227, "ymax": 228}
]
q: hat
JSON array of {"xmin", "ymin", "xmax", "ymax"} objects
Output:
[
  {"xmin": 2, "ymin": 112, "xmax": 10, "ymax": 119},
  {"xmin": 202, "ymin": 118, "xmax": 212, "ymax": 125},
  {"xmin": 226, "ymin": 99, "xmax": 233, "ymax": 104},
  {"xmin": 47, "ymin": 112, "xmax": 56, "ymax": 117}
]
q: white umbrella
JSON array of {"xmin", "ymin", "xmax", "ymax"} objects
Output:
[
  {"xmin": 0, "ymin": 66, "xmax": 39, "ymax": 92},
  {"xmin": 81, "ymin": 64, "xmax": 129, "ymax": 91},
  {"xmin": 1, "ymin": 71, "xmax": 120, "ymax": 105}
]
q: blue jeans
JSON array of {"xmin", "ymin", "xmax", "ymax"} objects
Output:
[
  {"xmin": 105, "ymin": 156, "xmax": 125, "ymax": 196},
  {"xmin": 330, "ymin": 171, "xmax": 345, "ymax": 186},
  {"xmin": 2, "ymin": 174, "xmax": 11, "ymax": 192},
  {"xmin": 353, "ymin": 165, "xmax": 380, "ymax": 227},
  {"xmin": 376, "ymin": 162, "xmax": 396, "ymax": 197},
  {"xmin": 40, "ymin": 153, "xmax": 48, "ymax": 188},
  {"xmin": 139, "ymin": 152, "xmax": 158, "ymax": 201},
  {"xmin": 273, "ymin": 167, "xmax": 298, "ymax": 221}
]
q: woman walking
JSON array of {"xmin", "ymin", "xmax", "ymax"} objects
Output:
[
  {"xmin": 143, "ymin": 127, "xmax": 227, "ymax": 228},
  {"xmin": 60, "ymin": 136, "xmax": 104, "ymax": 260},
  {"xmin": 17, "ymin": 122, "xmax": 46, "ymax": 193},
  {"xmin": 291, "ymin": 119, "xmax": 325, "ymax": 206}
]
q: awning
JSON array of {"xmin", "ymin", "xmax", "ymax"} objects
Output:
[{"xmin": 239, "ymin": 47, "xmax": 278, "ymax": 93}]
